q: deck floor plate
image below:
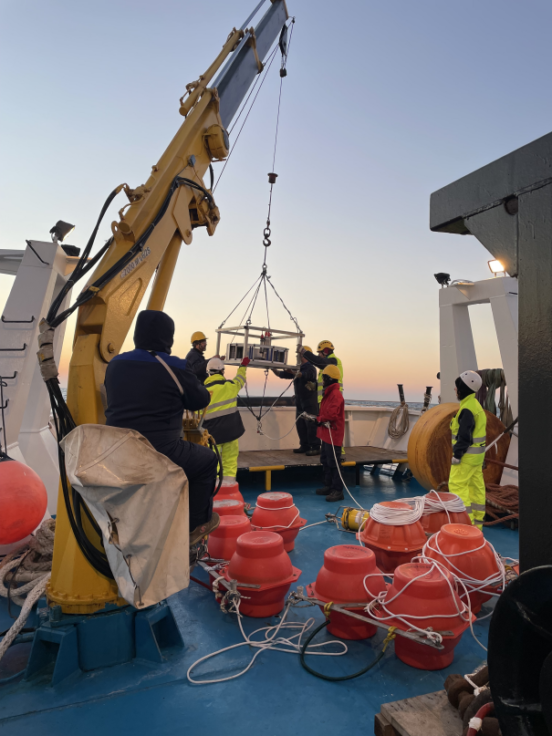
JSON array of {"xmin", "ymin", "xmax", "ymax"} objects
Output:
[
  {"xmin": 238, "ymin": 446, "xmax": 408, "ymax": 470},
  {"xmin": 380, "ymin": 690, "xmax": 462, "ymax": 736},
  {"xmin": 0, "ymin": 472, "xmax": 518, "ymax": 735}
]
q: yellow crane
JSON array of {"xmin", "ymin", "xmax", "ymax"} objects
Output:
[{"xmin": 40, "ymin": 0, "xmax": 290, "ymax": 615}]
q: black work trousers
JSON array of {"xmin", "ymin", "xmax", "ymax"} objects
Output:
[
  {"xmin": 153, "ymin": 437, "xmax": 218, "ymax": 530},
  {"xmin": 296, "ymin": 407, "xmax": 320, "ymax": 451},
  {"xmin": 320, "ymin": 440, "xmax": 343, "ymax": 493}
]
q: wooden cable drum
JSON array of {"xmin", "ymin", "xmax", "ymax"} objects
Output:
[{"xmin": 407, "ymin": 403, "xmax": 511, "ymax": 492}]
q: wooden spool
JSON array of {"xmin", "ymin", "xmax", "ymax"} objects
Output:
[{"xmin": 407, "ymin": 403, "xmax": 511, "ymax": 492}]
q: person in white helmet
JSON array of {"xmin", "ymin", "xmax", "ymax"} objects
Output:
[
  {"xmin": 449, "ymin": 370, "xmax": 487, "ymax": 529},
  {"xmin": 203, "ymin": 356, "xmax": 250, "ymax": 481}
]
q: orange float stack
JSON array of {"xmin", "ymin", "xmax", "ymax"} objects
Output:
[
  {"xmin": 223, "ymin": 531, "xmax": 301, "ymax": 617},
  {"xmin": 421, "ymin": 491, "xmax": 471, "ymax": 535},
  {"xmin": 250, "ymin": 492, "xmax": 306, "ymax": 552},
  {"xmin": 371, "ymin": 562, "xmax": 473, "ymax": 669},
  {"xmin": 423, "ymin": 523, "xmax": 503, "ymax": 613},
  {"xmin": 213, "ymin": 498, "xmax": 246, "ymax": 517},
  {"xmin": 358, "ymin": 501, "xmax": 426, "ymax": 573},
  {"xmin": 207, "ymin": 515, "xmax": 251, "ymax": 560},
  {"xmin": 216, "ymin": 480, "xmax": 244, "ymax": 503},
  {"xmin": 307, "ymin": 545, "xmax": 387, "ymax": 639}
]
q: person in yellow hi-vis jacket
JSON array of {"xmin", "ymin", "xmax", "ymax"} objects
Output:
[
  {"xmin": 203, "ymin": 356, "xmax": 250, "ymax": 481},
  {"xmin": 449, "ymin": 370, "xmax": 487, "ymax": 529}
]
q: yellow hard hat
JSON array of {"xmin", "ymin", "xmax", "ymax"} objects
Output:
[
  {"xmin": 317, "ymin": 340, "xmax": 334, "ymax": 352},
  {"xmin": 302, "ymin": 345, "xmax": 312, "ymax": 353},
  {"xmin": 322, "ymin": 365, "xmax": 341, "ymax": 381},
  {"xmin": 191, "ymin": 331, "xmax": 207, "ymax": 344}
]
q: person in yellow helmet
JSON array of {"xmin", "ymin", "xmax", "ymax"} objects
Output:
[
  {"xmin": 186, "ymin": 331, "xmax": 209, "ymax": 382},
  {"xmin": 449, "ymin": 370, "xmax": 487, "ymax": 529},
  {"xmin": 272, "ymin": 345, "xmax": 320, "ymax": 456}
]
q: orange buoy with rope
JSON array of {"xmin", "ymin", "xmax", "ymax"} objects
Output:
[{"xmin": 0, "ymin": 459, "xmax": 48, "ymax": 544}]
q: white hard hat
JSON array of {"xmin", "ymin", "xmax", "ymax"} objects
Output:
[
  {"xmin": 207, "ymin": 357, "xmax": 225, "ymax": 374},
  {"xmin": 459, "ymin": 370, "xmax": 482, "ymax": 392}
]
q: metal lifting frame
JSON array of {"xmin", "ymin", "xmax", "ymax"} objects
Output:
[{"xmin": 216, "ymin": 324, "xmax": 304, "ymax": 371}]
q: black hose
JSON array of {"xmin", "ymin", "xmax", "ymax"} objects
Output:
[
  {"xmin": 300, "ymin": 620, "xmax": 386, "ymax": 681},
  {"xmin": 208, "ymin": 436, "xmax": 224, "ymax": 497}
]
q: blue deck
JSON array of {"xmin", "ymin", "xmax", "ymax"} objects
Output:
[{"xmin": 0, "ymin": 468, "xmax": 519, "ymax": 735}]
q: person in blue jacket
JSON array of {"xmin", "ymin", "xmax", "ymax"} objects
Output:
[{"xmin": 105, "ymin": 310, "xmax": 219, "ymax": 544}]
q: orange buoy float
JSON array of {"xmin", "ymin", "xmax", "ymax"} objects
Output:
[
  {"xmin": 250, "ymin": 492, "xmax": 306, "ymax": 552},
  {"xmin": 370, "ymin": 562, "xmax": 473, "ymax": 670},
  {"xmin": 0, "ymin": 459, "xmax": 48, "ymax": 544},
  {"xmin": 359, "ymin": 501, "xmax": 426, "ymax": 573},
  {"xmin": 213, "ymin": 498, "xmax": 246, "ymax": 517},
  {"xmin": 421, "ymin": 491, "xmax": 471, "ymax": 535},
  {"xmin": 216, "ymin": 480, "xmax": 244, "ymax": 504},
  {"xmin": 307, "ymin": 545, "xmax": 387, "ymax": 640},
  {"xmin": 208, "ymin": 515, "xmax": 251, "ymax": 560},
  {"xmin": 407, "ymin": 403, "xmax": 511, "ymax": 491},
  {"xmin": 224, "ymin": 531, "xmax": 301, "ymax": 617},
  {"xmin": 423, "ymin": 523, "xmax": 504, "ymax": 613}
]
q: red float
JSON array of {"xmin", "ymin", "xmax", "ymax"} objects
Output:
[
  {"xmin": 423, "ymin": 523, "xmax": 502, "ymax": 613},
  {"xmin": 307, "ymin": 545, "xmax": 387, "ymax": 639},
  {"xmin": 224, "ymin": 531, "xmax": 301, "ymax": 617},
  {"xmin": 0, "ymin": 460, "xmax": 48, "ymax": 544},
  {"xmin": 208, "ymin": 515, "xmax": 251, "ymax": 560},
  {"xmin": 213, "ymin": 498, "xmax": 246, "ymax": 517},
  {"xmin": 371, "ymin": 562, "xmax": 473, "ymax": 670},
  {"xmin": 421, "ymin": 491, "xmax": 471, "ymax": 535},
  {"xmin": 250, "ymin": 492, "xmax": 306, "ymax": 552},
  {"xmin": 359, "ymin": 501, "xmax": 426, "ymax": 573},
  {"xmin": 216, "ymin": 480, "xmax": 244, "ymax": 504}
]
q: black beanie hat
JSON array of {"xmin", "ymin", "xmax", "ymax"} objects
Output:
[{"xmin": 455, "ymin": 375, "xmax": 475, "ymax": 401}]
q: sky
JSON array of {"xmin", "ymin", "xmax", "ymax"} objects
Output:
[{"xmin": 1, "ymin": 0, "xmax": 550, "ymax": 401}]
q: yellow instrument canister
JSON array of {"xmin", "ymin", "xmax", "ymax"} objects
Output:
[{"xmin": 341, "ymin": 507, "xmax": 370, "ymax": 532}]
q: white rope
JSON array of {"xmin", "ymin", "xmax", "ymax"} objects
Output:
[
  {"xmin": 252, "ymin": 508, "xmax": 301, "ymax": 530},
  {"xmin": 187, "ymin": 597, "xmax": 348, "ymax": 685},
  {"xmin": 370, "ymin": 497, "xmax": 424, "ymax": 525},
  {"xmin": 256, "ymin": 410, "xmax": 305, "ymax": 441},
  {"xmin": 420, "ymin": 532, "xmax": 506, "ymax": 605},
  {"xmin": 0, "ymin": 518, "xmax": 55, "ymax": 665},
  {"xmin": 422, "ymin": 490, "xmax": 466, "ymax": 521},
  {"xmin": 364, "ymin": 559, "xmax": 472, "ymax": 646},
  {"xmin": 327, "ymin": 426, "xmax": 363, "ymax": 509},
  {"xmin": 388, "ymin": 403, "xmax": 409, "ymax": 439}
]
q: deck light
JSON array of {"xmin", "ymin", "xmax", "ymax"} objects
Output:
[
  {"xmin": 49, "ymin": 220, "xmax": 75, "ymax": 244},
  {"xmin": 488, "ymin": 259, "xmax": 505, "ymax": 276},
  {"xmin": 434, "ymin": 273, "xmax": 451, "ymax": 287}
]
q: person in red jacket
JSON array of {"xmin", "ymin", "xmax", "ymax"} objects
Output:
[{"xmin": 313, "ymin": 364, "xmax": 345, "ymax": 502}]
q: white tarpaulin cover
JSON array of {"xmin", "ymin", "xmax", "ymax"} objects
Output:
[{"xmin": 61, "ymin": 424, "xmax": 189, "ymax": 608}]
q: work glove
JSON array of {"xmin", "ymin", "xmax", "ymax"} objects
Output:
[
  {"xmin": 302, "ymin": 413, "xmax": 317, "ymax": 422},
  {"xmin": 305, "ymin": 381, "xmax": 316, "ymax": 392},
  {"xmin": 297, "ymin": 346, "xmax": 306, "ymax": 357},
  {"xmin": 451, "ymin": 457, "xmax": 461, "ymax": 465},
  {"xmin": 241, "ymin": 357, "xmax": 251, "ymax": 367}
]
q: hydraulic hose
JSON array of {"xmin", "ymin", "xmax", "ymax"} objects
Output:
[{"xmin": 299, "ymin": 619, "xmax": 386, "ymax": 681}]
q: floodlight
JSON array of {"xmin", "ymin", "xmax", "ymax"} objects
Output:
[
  {"xmin": 488, "ymin": 259, "xmax": 505, "ymax": 276},
  {"xmin": 49, "ymin": 220, "xmax": 75, "ymax": 244}
]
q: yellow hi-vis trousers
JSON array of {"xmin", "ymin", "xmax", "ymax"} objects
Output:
[
  {"xmin": 215, "ymin": 438, "xmax": 240, "ymax": 480},
  {"xmin": 448, "ymin": 461, "xmax": 486, "ymax": 529}
]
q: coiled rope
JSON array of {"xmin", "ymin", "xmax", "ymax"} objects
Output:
[
  {"xmin": 388, "ymin": 403, "xmax": 410, "ymax": 439},
  {"xmin": 0, "ymin": 519, "xmax": 55, "ymax": 665}
]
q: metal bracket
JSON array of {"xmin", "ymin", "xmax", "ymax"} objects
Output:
[{"xmin": 246, "ymin": 28, "xmax": 264, "ymax": 73}]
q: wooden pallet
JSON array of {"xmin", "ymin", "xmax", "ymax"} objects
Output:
[
  {"xmin": 237, "ymin": 446, "xmax": 408, "ymax": 490},
  {"xmin": 375, "ymin": 690, "xmax": 462, "ymax": 736}
]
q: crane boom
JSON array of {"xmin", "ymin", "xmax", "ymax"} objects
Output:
[{"xmin": 47, "ymin": 0, "xmax": 290, "ymax": 614}]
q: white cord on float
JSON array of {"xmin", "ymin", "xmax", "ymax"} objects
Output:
[
  {"xmin": 420, "ymin": 533, "xmax": 507, "ymax": 613},
  {"xmin": 370, "ymin": 497, "xmax": 425, "ymax": 525},
  {"xmin": 252, "ymin": 502, "xmax": 301, "ymax": 530},
  {"xmin": 186, "ymin": 597, "xmax": 348, "ymax": 685},
  {"xmin": 422, "ymin": 491, "xmax": 467, "ymax": 521}
]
